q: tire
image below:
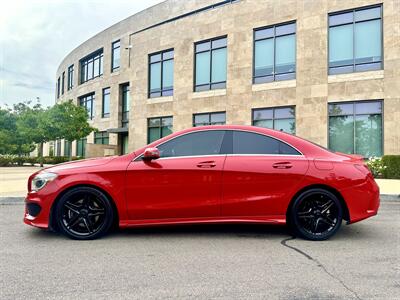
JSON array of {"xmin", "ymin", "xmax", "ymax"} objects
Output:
[
  {"xmin": 289, "ymin": 188, "xmax": 343, "ymax": 241},
  {"xmin": 55, "ymin": 186, "xmax": 114, "ymax": 240}
]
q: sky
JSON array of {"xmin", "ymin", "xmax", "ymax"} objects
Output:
[{"xmin": 0, "ymin": 0, "xmax": 164, "ymax": 108}]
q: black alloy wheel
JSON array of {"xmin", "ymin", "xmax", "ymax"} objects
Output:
[
  {"xmin": 55, "ymin": 187, "xmax": 114, "ymax": 240},
  {"xmin": 290, "ymin": 188, "xmax": 343, "ymax": 241}
]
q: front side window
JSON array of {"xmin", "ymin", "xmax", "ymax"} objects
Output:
[
  {"xmin": 254, "ymin": 22, "xmax": 296, "ymax": 83},
  {"xmin": 148, "ymin": 116, "xmax": 173, "ymax": 144},
  {"xmin": 80, "ymin": 49, "xmax": 104, "ymax": 84},
  {"xmin": 121, "ymin": 83, "xmax": 130, "ymax": 127},
  {"xmin": 67, "ymin": 65, "xmax": 74, "ymax": 90},
  {"xmin": 111, "ymin": 40, "xmax": 120, "ymax": 72},
  {"xmin": 79, "ymin": 93, "xmax": 94, "ymax": 120},
  {"xmin": 102, "ymin": 87, "xmax": 110, "ymax": 118},
  {"xmin": 195, "ymin": 37, "xmax": 227, "ymax": 92},
  {"xmin": 157, "ymin": 130, "xmax": 225, "ymax": 158},
  {"xmin": 253, "ymin": 106, "xmax": 295, "ymax": 134},
  {"xmin": 94, "ymin": 131, "xmax": 109, "ymax": 145},
  {"xmin": 193, "ymin": 112, "xmax": 226, "ymax": 127},
  {"xmin": 149, "ymin": 49, "xmax": 174, "ymax": 98},
  {"xmin": 76, "ymin": 138, "xmax": 87, "ymax": 157},
  {"xmin": 329, "ymin": 5, "xmax": 382, "ymax": 75},
  {"xmin": 233, "ymin": 131, "xmax": 300, "ymax": 155},
  {"xmin": 328, "ymin": 100, "xmax": 382, "ymax": 157}
]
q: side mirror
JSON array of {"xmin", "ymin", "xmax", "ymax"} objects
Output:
[{"xmin": 143, "ymin": 147, "xmax": 160, "ymax": 160}]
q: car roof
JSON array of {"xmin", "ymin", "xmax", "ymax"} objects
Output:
[{"xmin": 134, "ymin": 125, "xmax": 336, "ymax": 158}]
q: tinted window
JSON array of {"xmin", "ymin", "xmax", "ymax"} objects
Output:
[
  {"xmin": 233, "ymin": 131, "xmax": 300, "ymax": 155},
  {"xmin": 158, "ymin": 130, "xmax": 225, "ymax": 158}
]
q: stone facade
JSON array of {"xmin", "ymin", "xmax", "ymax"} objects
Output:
[{"xmin": 53, "ymin": 0, "xmax": 400, "ymax": 157}]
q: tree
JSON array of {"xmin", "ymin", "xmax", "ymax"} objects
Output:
[
  {"xmin": 15, "ymin": 101, "xmax": 53, "ymax": 166},
  {"xmin": 47, "ymin": 100, "xmax": 96, "ymax": 161},
  {"xmin": 0, "ymin": 108, "xmax": 18, "ymax": 154}
]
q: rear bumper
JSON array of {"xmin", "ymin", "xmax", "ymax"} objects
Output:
[{"xmin": 340, "ymin": 176, "xmax": 380, "ymax": 224}]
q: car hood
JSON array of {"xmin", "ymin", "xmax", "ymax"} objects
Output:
[{"xmin": 43, "ymin": 156, "xmax": 117, "ymax": 173}]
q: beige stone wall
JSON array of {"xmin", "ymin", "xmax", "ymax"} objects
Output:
[{"xmin": 55, "ymin": 0, "xmax": 400, "ymax": 156}]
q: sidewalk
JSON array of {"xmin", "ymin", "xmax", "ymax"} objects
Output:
[{"xmin": 0, "ymin": 166, "xmax": 399, "ymax": 200}]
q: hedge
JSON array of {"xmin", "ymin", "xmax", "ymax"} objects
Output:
[
  {"xmin": 381, "ymin": 155, "xmax": 400, "ymax": 179},
  {"xmin": 0, "ymin": 155, "xmax": 83, "ymax": 166}
]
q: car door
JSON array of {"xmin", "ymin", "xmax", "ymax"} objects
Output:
[
  {"xmin": 125, "ymin": 130, "xmax": 227, "ymax": 220},
  {"xmin": 221, "ymin": 130, "xmax": 309, "ymax": 217}
]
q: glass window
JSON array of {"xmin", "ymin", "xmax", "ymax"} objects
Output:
[
  {"xmin": 111, "ymin": 40, "xmax": 121, "ymax": 72},
  {"xmin": 76, "ymin": 138, "xmax": 87, "ymax": 157},
  {"xmin": 149, "ymin": 49, "xmax": 174, "ymax": 98},
  {"xmin": 193, "ymin": 112, "xmax": 226, "ymax": 127},
  {"xmin": 64, "ymin": 140, "xmax": 71, "ymax": 157},
  {"xmin": 328, "ymin": 101, "xmax": 382, "ymax": 157},
  {"xmin": 67, "ymin": 65, "xmax": 74, "ymax": 90},
  {"xmin": 61, "ymin": 72, "xmax": 65, "ymax": 95},
  {"xmin": 329, "ymin": 5, "xmax": 382, "ymax": 74},
  {"xmin": 80, "ymin": 49, "xmax": 104, "ymax": 84},
  {"xmin": 121, "ymin": 83, "xmax": 130, "ymax": 127},
  {"xmin": 56, "ymin": 139, "xmax": 61, "ymax": 157},
  {"xmin": 102, "ymin": 88, "xmax": 110, "ymax": 118},
  {"xmin": 253, "ymin": 107, "xmax": 296, "ymax": 134},
  {"xmin": 195, "ymin": 37, "xmax": 227, "ymax": 91},
  {"xmin": 157, "ymin": 130, "xmax": 225, "ymax": 158},
  {"xmin": 233, "ymin": 131, "xmax": 300, "ymax": 155},
  {"xmin": 57, "ymin": 77, "xmax": 60, "ymax": 98},
  {"xmin": 79, "ymin": 93, "xmax": 94, "ymax": 120},
  {"xmin": 147, "ymin": 116, "xmax": 173, "ymax": 143},
  {"xmin": 253, "ymin": 22, "xmax": 296, "ymax": 83},
  {"xmin": 94, "ymin": 131, "xmax": 109, "ymax": 145}
]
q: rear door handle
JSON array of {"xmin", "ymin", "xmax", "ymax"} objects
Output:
[
  {"xmin": 197, "ymin": 161, "xmax": 217, "ymax": 168},
  {"xmin": 272, "ymin": 162, "xmax": 293, "ymax": 169}
]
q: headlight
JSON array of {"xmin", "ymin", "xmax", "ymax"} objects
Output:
[{"xmin": 31, "ymin": 172, "xmax": 58, "ymax": 192}]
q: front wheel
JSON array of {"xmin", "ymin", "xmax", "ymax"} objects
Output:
[
  {"xmin": 55, "ymin": 187, "xmax": 114, "ymax": 240},
  {"xmin": 289, "ymin": 189, "xmax": 343, "ymax": 241}
]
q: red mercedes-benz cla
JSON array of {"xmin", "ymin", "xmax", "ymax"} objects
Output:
[{"xmin": 24, "ymin": 125, "xmax": 380, "ymax": 240}]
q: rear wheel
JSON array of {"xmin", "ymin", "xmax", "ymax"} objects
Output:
[
  {"xmin": 55, "ymin": 187, "xmax": 114, "ymax": 240},
  {"xmin": 289, "ymin": 188, "xmax": 342, "ymax": 241}
]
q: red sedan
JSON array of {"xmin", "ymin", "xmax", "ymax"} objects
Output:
[{"xmin": 24, "ymin": 125, "xmax": 380, "ymax": 240}]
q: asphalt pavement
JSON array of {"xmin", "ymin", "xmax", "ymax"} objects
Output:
[{"xmin": 0, "ymin": 201, "xmax": 399, "ymax": 299}]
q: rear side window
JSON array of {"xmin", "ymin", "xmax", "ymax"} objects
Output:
[
  {"xmin": 158, "ymin": 130, "xmax": 225, "ymax": 158},
  {"xmin": 233, "ymin": 131, "xmax": 300, "ymax": 155}
]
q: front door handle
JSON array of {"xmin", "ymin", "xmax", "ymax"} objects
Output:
[
  {"xmin": 197, "ymin": 161, "xmax": 217, "ymax": 168},
  {"xmin": 272, "ymin": 162, "xmax": 293, "ymax": 169}
]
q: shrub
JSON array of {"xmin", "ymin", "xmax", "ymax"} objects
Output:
[
  {"xmin": 12, "ymin": 156, "xmax": 26, "ymax": 166},
  {"xmin": 381, "ymin": 155, "xmax": 400, "ymax": 179},
  {"xmin": 0, "ymin": 155, "xmax": 14, "ymax": 166},
  {"xmin": 26, "ymin": 157, "xmax": 37, "ymax": 166},
  {"xmin": 366, "ymin": 157, "xmax": 387, "ymax": 178}
]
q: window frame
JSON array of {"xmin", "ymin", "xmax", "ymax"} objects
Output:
[
  {"xmin": 94, "ymin": 131, "xmax": 109, "ymax": 145},
  {"xmin": 253, "ymin": 21, "xmax": 296, "ymax": 84},
  {"xmin": 148, "ymin": 49, "xmax": 174, "ymax": 98},
  {"xmin": 147, "ymin": 116, "xmax": 173, "ymax": 144},
  {"xmin": 102, "ymin": 87, "xmax": 110, "ymax": 118},
  {"xmin": 79, "ymin": 93, "xmax": 95, "ymax": 120},
  {"xmin": 121, "ymin": 83, "xmax": 130, "ymax": 127},
  {"xmin": 327, "ymin": 99, "xmax": 384, "ymax": 156},
  {"xmin": 194, "ymin": 36, "xmax": 227, "ymax": 92},
  {"xmin": 57, "ymin": 77, "xmax": 60, "ymax": 99},
  {"xmin": 193, "ymin": 111, "xmax": 226, "ymax": 127},
  {"xmin": 134, "ymin": 128, "xmax": 303, "ymax": 161},
  {"xmin": 111, "ymin": 40, "xmax": 121, "ymax": 72},
  {"xmin": 328, "ymin": 4, "xmax": 383, "ymax": 75},
  {"xmin": 252, "ymin": 106, "xmax": 296, "ymax": 134},
  {"xmin": 67, "ymin": 65, "xmax": 74, "ymax": 90},
  {"xmin": 79, "ymin": 49, "xmax": 104, "ymax": 84}
]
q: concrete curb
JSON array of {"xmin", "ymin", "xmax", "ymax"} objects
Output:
[{"xmin": 1, "ymin": 194, "xmax": 399, "ymax": 205}]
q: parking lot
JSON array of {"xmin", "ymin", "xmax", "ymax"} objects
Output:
[{"xmin": 0, "ymin": 201, "xmax": 399, "ymax": 299}]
